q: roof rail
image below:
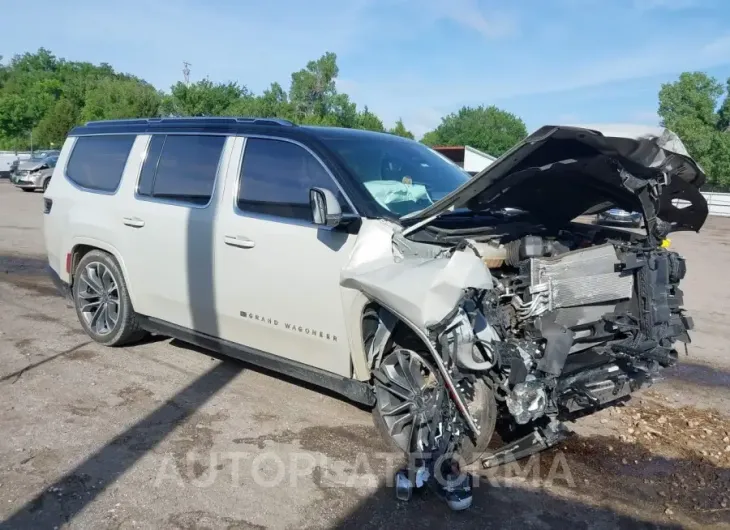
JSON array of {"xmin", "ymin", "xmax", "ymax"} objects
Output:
[{"xmin": 84, "ymin": 117, "xmax": 296, "ymax": 127}]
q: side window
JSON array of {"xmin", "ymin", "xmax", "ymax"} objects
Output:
[
  {"xmin": 137, "ymin": 135, "xmax": 225, "ymax": 206},
  {"xmin": 66, "ymin": 135, "xmax": 135, "ymax": 192},
  {"xmin": 47, "ymin": 156, "xmax": 58, "ymax": 168},
  {"xmin": 237, "ymin": 138, "xmax": 351, "ymax": 221}
]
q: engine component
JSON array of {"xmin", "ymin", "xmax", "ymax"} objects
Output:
[
  {"xmin": 528, "ymin": 244, "xmax": 634, "ymax": 310},
  {"xmin": 467, "ymin": 240, "xmax": 507, "ymax": 269},
  {"xmin": 505, "ymin": 379, "xmax": 548, "ymax": 424},
  {"xmin": 437, "ymin": 308, "xmax": 496, "ymax": 372},
  {"xmin": 505, "ymin": 235, "xmax": 570, "ymax": 266}
]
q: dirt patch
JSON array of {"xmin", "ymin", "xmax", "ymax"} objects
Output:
[
  {"xmin": 0, "ymin": 274, "xmax": 59, "ymax": 298},
  {"xmin": 115, "ymin": 384, "xmax": 155, "ymax": 407},
  {"xmin": 66, "ymin": 404, "xmax": 98, "ymax": 417},
  {"xmin": 251, "ymin": 412, "xmax": 278, "ymax": 423},
  {"xmin": 14, "ymin": 338, "xmax": 33, "ymax": 352},
  {"xmin": 232, "ymin": 424, "xmax": 390, "ymax": 461},
  {"xmin": 167, "ymin": 510, "xmax": 267, "ymax": 530},
  {"xmin": 22, "ymin": 313, "xmax": 60, "ymax": 324},
  {"xmin": 510, "ymin": 399, "xmax": 730, "ymax": 526},
  {"xmin": 168, "ymin": 411, "xmax": 230, "ymax": 479},
  {"xmin": 0, "ymin": 255, "xmax": 48, "ymax": 275},
  {"xmin": 65, "ymin": 349, "xmax": 97, "ymax": 362}
]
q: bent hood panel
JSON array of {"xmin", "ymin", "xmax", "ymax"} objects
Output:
[{"xmin": 403, "ymin": 124, "xmax": 708, "ymax": 232}]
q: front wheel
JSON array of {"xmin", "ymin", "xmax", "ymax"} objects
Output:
[
  {"xmin": 372, "ymin": 348, "xmax": 497, "ymax": 464},
  {"xmin": 72, "ymin": 250, "xmax": 147, "ymax": 346}
]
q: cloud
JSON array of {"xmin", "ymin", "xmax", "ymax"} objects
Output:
[{"xmin": 427, "ymin": 0, "xmax": 519, "ymax": 39}]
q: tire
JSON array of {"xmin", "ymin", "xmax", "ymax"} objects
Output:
[
  {"xmin": 42, "ymin": 179, "xmax": 50, "ymax": 192},
  {"xmin": 371, "ymin": 346, "xmax": 497, "ymax": 465},
  {"xmin": 72, "ymin": 250, "xmax": 147, "ymax": 346}
]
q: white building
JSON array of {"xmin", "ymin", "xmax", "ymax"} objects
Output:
[{"xmin": 432, "ymin": 145, "xmax": 496, "ymax": 175}]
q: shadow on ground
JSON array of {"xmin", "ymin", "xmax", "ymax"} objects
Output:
[
  {"xmin": 663, "ymin": 361, "xmax": 730, "ymax": 391},
  {"xmin": 0, "ymin": 361, "xmax": 243, "ymax": 529}
]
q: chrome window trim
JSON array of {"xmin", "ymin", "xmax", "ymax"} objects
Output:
[
  {"xmin": 133, "ymin": 133, "xmax": 227, "ymax": 210},
  {"xmin": 233, "ymin": 134, "xmax": 359, "ymax": 226},
  {"xmin": 63, "ymin": 134, "xmax": 136, "ymax": 196}
]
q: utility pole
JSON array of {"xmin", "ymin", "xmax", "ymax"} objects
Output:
[{"xmin": 183, "ymin": 62, "xmax": 191, "ymax": 86}]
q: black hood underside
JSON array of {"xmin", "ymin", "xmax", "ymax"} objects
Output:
[{"xmin": 407, "ymin": 125, "xmax": 709, "ymax": 233}]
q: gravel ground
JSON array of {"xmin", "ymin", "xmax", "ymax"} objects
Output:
[{"xmin": 0, "ymin": 180, "xmax": 728, "ymax": 529}]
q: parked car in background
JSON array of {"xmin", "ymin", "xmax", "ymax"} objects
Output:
[
  {"xmin": 0, "ymin": 152, "xmax": 20, "ymax": 178},
  {"xmin": 13, "ymin": 154, "xmax": 59, "ymax": 192},
  {"xmin": 596, "ymin": 207, "xmax": 643, "ymax": 227}
]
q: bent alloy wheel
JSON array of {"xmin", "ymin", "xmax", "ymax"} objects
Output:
[
  {"xmin": 372, "ymin": 347, "xmax": 498, "ymax": 464},
  {"xmin": 72, "ymin": 250, "xmax": 147, "ymax": 346},
  {"xmin": 372, "ymin": 348, "xmax": 447, "ymax": 454}
]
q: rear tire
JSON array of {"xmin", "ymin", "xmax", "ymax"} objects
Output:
[{"xmin": 72, "ymin": 250, "xmax": 147, "ymax": 346}]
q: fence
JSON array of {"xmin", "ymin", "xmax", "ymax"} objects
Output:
[{"xmin": 702, "ymin": 192, "xmax": 730, "ymax": 217}]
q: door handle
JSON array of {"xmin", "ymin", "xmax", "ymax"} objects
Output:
[
  {"xmin": 224, "ymin": 235, "xmax": 255, "ymax": 249},
  {"xmin": 122, "ymin": 217, "xmax": 145, "ymax": 228}
]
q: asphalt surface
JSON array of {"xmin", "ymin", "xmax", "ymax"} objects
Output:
[{"xmin": 0, "ymin": 180, "xmax": 728, "ymax": 529}]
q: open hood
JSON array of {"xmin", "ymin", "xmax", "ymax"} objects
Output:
[{"xmin": 404, "ymin": 124, "xmax": 709, "ymax": 233}]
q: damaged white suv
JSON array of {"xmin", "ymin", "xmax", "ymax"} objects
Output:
[{"xmin": 44, "ymin": 118, "xmax": 707, "ymax": 468}]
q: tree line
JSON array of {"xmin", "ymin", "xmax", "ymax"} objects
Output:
[{"xmin": 0, "ymin": 48, "xmax": 728, "ymax": 190}]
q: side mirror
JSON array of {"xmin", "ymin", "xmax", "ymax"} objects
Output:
[{"xmin": 310, "ymin": 187, "xmax": 342, "ymax": 227}]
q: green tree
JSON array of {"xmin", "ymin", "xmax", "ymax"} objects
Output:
[
  {"xmin": 389, "ymin": 118, "xmax": 414, "ymax": 139},
  {"xmin": 355, "ymin": 106, "xmax": 385, "ymax": 132},
  {"xmin": 420, "ymin": 130, "xmax": 441, "ymax": 145},
  {"xmin": 161, "ymin": 79, "xmax": 247, "ymax": 116},
  {"xmin": 289, "ymin": 52, "xmax": 339, "ymax": 121},
  {"xmin": 658, "ymin": 72, "xmax": 730, "ymax": 189},
  {"xmin": 0, "ymin": 47, "xmax": 426, "ymax": 151},
  {"xmin": 81, "ymin": 77, "xmax": 161, "ymax": 121},
  {"xmin": 34, "ymin": 98, "xmax": 79, "ymax": 147},
  {"xmin": 422, "ymin": 105, "xmax": 527, "ymax": 157}
]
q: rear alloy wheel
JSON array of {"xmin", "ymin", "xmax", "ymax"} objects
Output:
[{"xmin": 72, "ymin": 250, "xmax": 146, "ymax": 346}]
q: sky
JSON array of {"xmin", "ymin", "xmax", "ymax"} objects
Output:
[{"xmin": 2, "ymin": 0, "xmax": 730, "ymax": 138}]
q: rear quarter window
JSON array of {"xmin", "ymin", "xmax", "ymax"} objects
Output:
[{"xmin": 66, "ymin": 135, "xmax": 136, "ymax": 192}]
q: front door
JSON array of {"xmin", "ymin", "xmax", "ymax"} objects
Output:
[{"xmin": 214, "ymin": 136, "xmax": 358, "ymax": 376}]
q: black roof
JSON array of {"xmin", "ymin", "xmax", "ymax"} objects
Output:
[{"xmin": 68, "ymin": 117, "xmax": 404, "ymax": 143}]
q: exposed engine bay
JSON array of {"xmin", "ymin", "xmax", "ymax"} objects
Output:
[{"xmin": 448, "ymin": 220, "xmax": 690, "ymax": 426}]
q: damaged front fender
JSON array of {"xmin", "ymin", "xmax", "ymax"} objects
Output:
[
  {"xmin": 340, "ymin": 220, "xmax": 493, "ymax": 330},
  {"xmin": 341, "ymin": 220, "xmax": 493, "ymax": 437}
]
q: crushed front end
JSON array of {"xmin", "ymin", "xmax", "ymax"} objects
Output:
[{"xmin": 343, "ymin": 125, "xmax": 707, "ymax": 507}]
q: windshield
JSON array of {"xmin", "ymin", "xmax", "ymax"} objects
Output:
[{"xmin": 317, "ymin": 134, "xmax": 470, "ymax": 217}]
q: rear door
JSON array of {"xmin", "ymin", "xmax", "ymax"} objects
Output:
[
  {"xmin": 118, "ymin": 133, "xmax": 234, "ymax": 336},
  {"xmin": 214, "ymin": 136, "xmax": 359, "ymax": 376}
]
